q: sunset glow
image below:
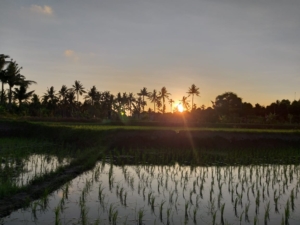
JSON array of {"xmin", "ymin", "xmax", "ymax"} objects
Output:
[{"xmin": 178, "ymin": 104, "xmax": 184, "ymax": 113}]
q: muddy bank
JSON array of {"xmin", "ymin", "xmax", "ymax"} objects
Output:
[
  {"xmin": 106, "ymin": 130, "xmax": 300, "ymax": 150},
  {"xmin": 0, "ymin": 166, "xmax": 83, "ymax": 217}
]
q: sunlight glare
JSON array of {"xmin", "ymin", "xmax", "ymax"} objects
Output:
[{"xmin": 178, "ymin": 104, "xmax": 183, "ymax": 112}]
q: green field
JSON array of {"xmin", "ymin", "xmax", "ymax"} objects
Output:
[{"xmin": 1, "ymin": 120, "xmax": 300, "ymax": 224}]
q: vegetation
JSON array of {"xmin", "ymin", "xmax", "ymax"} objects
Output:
[{"xmin": 2, "ymin": 53, "xmax": 300, "ymax": 125}]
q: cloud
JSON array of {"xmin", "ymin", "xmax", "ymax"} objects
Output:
[
  {"xmin": 30, "ymin": 5, "xmax": 53, "ymax": 15},
  {"xmin": 64, "ymin": 50, "xmax": 79, "ymax": 61}
]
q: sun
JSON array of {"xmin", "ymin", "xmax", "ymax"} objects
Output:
[{"xmin": 177, "ymin": 103, "xmax": 184, "ymax": 112}]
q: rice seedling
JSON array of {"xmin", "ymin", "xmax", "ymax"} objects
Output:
[
  {"xmin": 254, "ymin": 215, "xmax": 258, "ymax": 225},
  {"xmin": 159, "ymin": 200, "xmax": 165, "ymax": 221},
  {"xmin": 212, "ymin": 210, "xmax": 217, "ymax": 225},
  {"xmin": 193, "ymin": 206, "xmax": 197, "ymax": 224},
  {"xmin": 185, "ymin": 201, "xmax": 189, "ymax": 219},
  {"xmin": 220, "ymin": 203, "xmax": 225, "ymax": 224},
  {"xmin": 54, "ymin": 205, "xmax": 61, "ymax": 225},
  {"xmin": 284, "ymin": 199, "xmax": 290, "ymax": 225},
  {"xmin": 137, "ymin": 208, "xmax": 145, "ymax": 225},
  {"xmin": 239, "ymin": 211, "xmax": 244, "ymax": 224},
  {"xmin": 264, "ymin": 201, "xmax": 270, "ymax": 224}
]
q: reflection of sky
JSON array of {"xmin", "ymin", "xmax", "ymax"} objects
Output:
[
  {"xmin": 1, "ymin": 1, "xmax": 300, "ymax": 107},
  {"xmin": 1, "ymin": 154, "xmax": 70, "ymax": 187},
  {"xmin": 3, "ymin": 162, "xmax": 300, "ymax": 224}
]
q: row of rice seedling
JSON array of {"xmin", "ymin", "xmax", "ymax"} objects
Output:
[{"xmin": 2, "ymin": 155, "xmax": 300, "ymax": 225}]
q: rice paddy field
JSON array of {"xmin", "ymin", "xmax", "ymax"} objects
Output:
[{"xmin": 1, "ymin": 121, "xmax": 300, "ymax": 225}]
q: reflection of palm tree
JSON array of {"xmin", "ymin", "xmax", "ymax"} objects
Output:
[
  {"xmin": 138, "ymin": 87, "xmax": 149, "ymax": 112},
  {"xmin": 72, "ymin": 80, "xmax": 86, "ymax": 102},
  {"xmin": 158, "ymin": 87, "xmax": 170, "ymax": 114},
  {"xmin": 180, "ymin": 96, "xmax": 190, "ymax": 111},
  {"xmin": 169, "ymin": 99, "xmax": 175, "ymax": 113},
  {"xmin": 148, "ymin": 89, "xmax": 158, "ymax": 112},
  {"xmin": 187, "ymin": 84, "xmax": 200, "ymax": 110}
]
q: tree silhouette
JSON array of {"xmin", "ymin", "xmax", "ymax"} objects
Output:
[
  {"xmin": 158, "ymin": 87, "xmax": 170, "ymax": 114},
  {"xmin": 214, "ymin": 92, "xmax": 242, "ymax": 117},
  {"xmin": 169, "ymin": 98, "xmax": 175, "ymax": 113},
  {"xmin": 148, "ymin": 89, "xmax": 158, "ymax": 112},
  {"xmin": 127, "ymin": 92, "xmax": 135, "ymax": 116},
  {"xmin": 180, "ymin": 96, "xmax": 190, "ymax": 111},
  {"xmin": 187, "ymin": 84, "xmax": 200, "ymax": 110},
  {"xmin": 72, "ymin": 80, "xmax": 86, "ymax": 102},
  {"xmin": 58, "ymin": 85, "xmax": 69, "ymax": 104},
  {"xmin": 13, "ymin": 85, "xmax": 35, "ymax": 107},
  {"xmin": 85, "ymin": 86, "xmax": 99, "ymax": 106},
  {"xmin": 0, "ymin": 54, "xmax": 10, "ymax": 104},
  {"xmin": 6, "ymin": 61, "xmax": 36, "ymax": 108},
  {"xmin": 138, "ymin": 87, "xmax": 149, "ymax": 112}
]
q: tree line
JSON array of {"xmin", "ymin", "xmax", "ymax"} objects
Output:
[{"xmin": 1, "ymin": 54, "xmax": 300, "ymax": 124}]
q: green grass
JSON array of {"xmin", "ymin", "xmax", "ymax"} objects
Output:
[{"xmin": 31, "ymin": 121, "xmax": 300, "ymax": 133}]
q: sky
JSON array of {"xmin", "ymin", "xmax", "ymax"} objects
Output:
[{"xmin": 1, "ymin": 0, "xmax": 300, "ymax": 109}]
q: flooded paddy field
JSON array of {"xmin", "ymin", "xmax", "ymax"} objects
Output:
[
  {"xmin": 2, "ymin": 160, "xmax": 300, "ymax": 225},
  {"xmin": 1, "ymin": 121, "xmax": 300, "ymax": 224}
]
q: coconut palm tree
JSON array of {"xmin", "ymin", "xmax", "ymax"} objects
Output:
[
  {"xmin": 127, "ymin": 92, "xmax": 135, "ymax": 116},
  {"xmin": 138, "ymin": 87, "xmax": 149, "ymax": 112},
  {"xmin": 58, "ymin": 85, "xmax": 69, "ymax": 103},
  {"xmin": 180, "ymin": 96, "xmax": 190, "ymax": 111},
  {"xmin": 43, "ymin": 86, "xmax": 58, "ymax": 105},
  {"xmin": 0, "ymin": 54, "xmax": 10, "ymax": 104},
  {"xmin": 13, "ymin": 85, "xmax": 35, "ymax": 107},
  {"xmin": 42, "ymin": 86, "xmax": 58, "ymax": 116},
  {"xmin": 122, "ymin": 92, "xmax": 128, "ymax": 112},
  {"xmin": 6, "ymin": 61, "xmax": 36, "ymax": 108},
  {"xmin": 85, "ymin": 86, "xmax": 99, "ymax": 106},
  {"xmin": 158, "ymin": 87, "xmax": 170, "ymax": 114},
  {"xmin": 169, "ymin": 99, "xmax": 175, "ymax": 113},
  {"xmin": 72, "ymin": 80, "xmax": 86, "ymax": 102},
  {"xmin": 156, "ymin": 99, "xmax": 162, "ymax": 113},
  {"xmin": 148, "ymin": 89, "xmax": 158, "ymax": 112},
  {"xmin": 187, "ymin": 84, "xmax": 200, "ymax": 110}
]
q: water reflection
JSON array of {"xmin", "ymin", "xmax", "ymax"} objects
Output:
[
  {"xmin": 3, "ymin": 162, "xmax": 300, "ymax": 225},
  {"xmin": 0, "ymin": 154, "xmax": 70, "ymax": 187}
]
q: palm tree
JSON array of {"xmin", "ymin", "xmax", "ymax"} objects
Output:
[
  {"xmin": 42, "ymin": 86, "xmax": 58, "ymax": 116},
  {"xmin": 156, "ymin": 99, "xmax": 162, "ymax": 113},
  {"xmin": 180, "ymin": 96, "xmax": 190, "ymax": 111},
  {"xmin": 85, "ymin": 86, "xmax": 99, "ymax": 106},
  {"xmin": 6, "ymin": 61, "xmax": 36, "ymax": 108},
  {"xmin": 169, "ymin": 99, "xmax": 175, "ymax": 113},
  {"xmin": 158, "ymin": 87, "xmax": 170, "ymax": 114},
  {"xmin": 148, "ymin": 89, "xmax": 158, "ymax": 112},
  {"xmin": 138, "ymin": 87, "xmax": 149, "ymax": 112},
  {"xmin": 127, "ymin": 92, "xmax": 135, "ymax": 116},
  {"xmin": 0, "ymin": 54, "xmax": 10, "ymax": 104},
  {"xmin": 13, "ymin": 85, "xmax": 35, "ymax": 107},
  {"xmin": 29, "ymin": 94, "xmax": 41, "ymax": 116},
  {"xmin": 122, "ymin": 92, "xmax": 128, "ymax": 112},
  {"xmin": 58, "ymin": 85, "xmax": 69, "ymax": 103},
  {"xmin": 187, "ymin": 84, "xmax": 200, "ymax": 110},
  {"xmin": 72, "ymin": 80, "xmax": 86, "ymax": 102}
]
